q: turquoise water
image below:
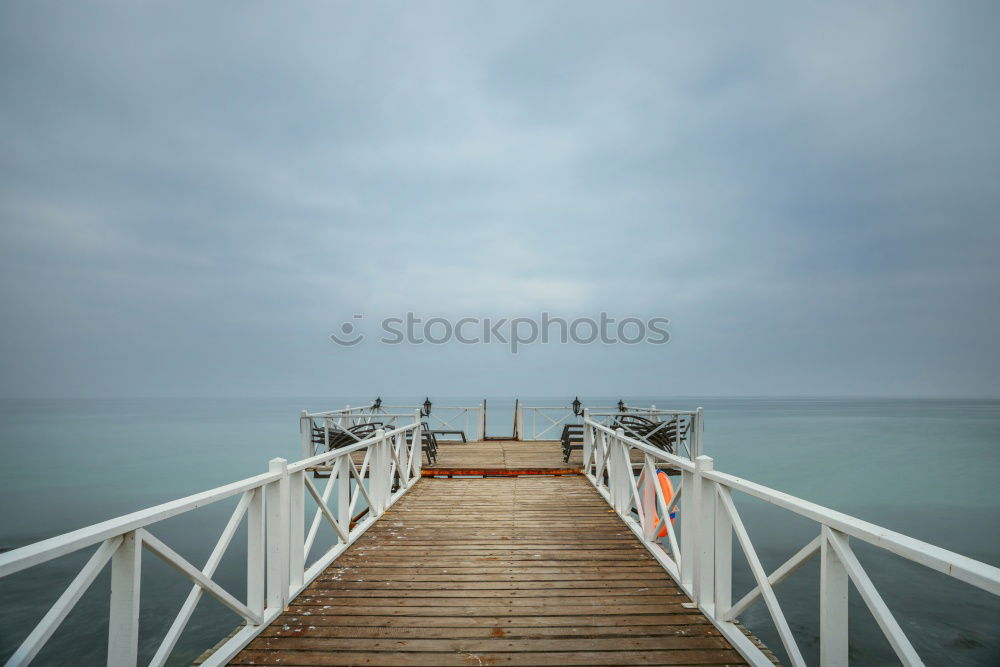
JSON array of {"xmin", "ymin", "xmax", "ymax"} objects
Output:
[{"xmin": 0, "ymin": 397, "xmax": 998, "ymax": 664}]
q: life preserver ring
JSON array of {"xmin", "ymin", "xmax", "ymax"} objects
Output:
[{"xmin": 653, "ymin": 470, "xmax": 675, "ymax": 538}]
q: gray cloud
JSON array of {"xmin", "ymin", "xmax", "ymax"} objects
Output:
[{"xmin": 1, "ymin": 1, "xmax": 998, "ymax": 398}]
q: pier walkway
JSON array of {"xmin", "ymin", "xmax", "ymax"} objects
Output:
[
  {"xmin": 231, "ymin": 474, "xmax": 752, "ymax": 666},
  {"xmin": 420, "ymin": 438, "xmax": 650, "ymax": 476},
  {"xmin": 4, "ymin": 402, "xmax": 997, "ymax": 667}
]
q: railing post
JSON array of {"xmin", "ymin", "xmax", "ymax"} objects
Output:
[
  {"xmin": 266, "ymin": 458, "xmax": 289, "ymax": 611},
  {"xmin": 641, "ymin": 455, "xmax": 657, "ymax": 542},
  {"xmin": 594, "ymin": 430, "xmax": 606, "ymax": 491},
  {"xmin": 477, "ymin": 403, "xmax": 484, "ymax": 440},
  {"xmin": 692, "ymin": 455, "xmax": 716, "ymax": 612},
  {"xmin": 395, "ymin": 431, "xmax": 409, "ymax": 489},
  {"xmin": 337, "ymin": 452, "xmax": 351, "ymax": 539},
  {"xmin": 680, "ymin": 463, "xmax": 696, "ymax": 592},
  {"xmin": 582, "ymin": 410, "xmax": 593, "ymax": 474},
  {"xmin": 247, "ymin": 486, "xmax": 265, "ymax": 619},
  {"xmin": 288, "ymin": 467, "xmax": 305, "ymax": 593},
  {"xmin": 411, "ymin": 412, "xmax": 422, "ymax": 479},
  {"xmin": 300, "ymin": 411, "xmax": 312, "ymax": 459},
  {"xmin": 108, "ymin": 530, "xmax": 141, "ymax": 666},
  {"xmin": 371, "ymin": 429, "xmax": 388, "ymax": 514},
  {"xmin": 693, "ymin": 407, "xmax": 705, "ymax": 459},
  {"xmin": 613, "ymin": 428, "xmax": 630, "ymax": 514},
  {"xmin": 714, "ymin": 482, "xmax": 732, "ymax": 619},
  {"xmin": 820, "ymin": 526, "xmax": 849, "ymax": 667}
]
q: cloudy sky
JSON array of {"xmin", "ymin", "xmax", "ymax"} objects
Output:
[{"xmin": 1, "ymin": 1, "xmax": 998, "ymax": 398}]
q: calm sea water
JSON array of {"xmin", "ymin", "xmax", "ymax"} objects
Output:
[{"xmin": 0, "ymin": 397, "xmax": 998, "ymax": 665}]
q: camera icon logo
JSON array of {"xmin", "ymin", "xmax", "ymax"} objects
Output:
[{"xmin": 330, "ymin": 314, "xmax": 365, "ymax": 346}]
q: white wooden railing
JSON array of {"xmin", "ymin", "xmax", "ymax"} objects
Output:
[
  {"xmin": 0, "ymin": 418, "xmax": 425, "ymax": 667},
  {"xmin": 396, "ymin": 404, "xmax": 482, "ymax": 441},
  {"xmin": 589, "ymin": 407, "xmax": 702, "ymax": 459},
  {"xmin": 301, "ymin": 404, "xmax": 481, "ymax": 457},
  {"xmin": 581, "ymin": 411, "xmax": 1000, "ymax": 666},
  {"xmin": 516, "ymin": 404, "xmax": 579, "ymax": 440},
  {"xmin": 516, "ymin": 403, "xmax": 698, "ymax": 448}
]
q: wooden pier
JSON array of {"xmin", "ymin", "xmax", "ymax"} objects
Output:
[
  {"xmin": 4, "ymin": 404, "xmax": 996, "ymax": 666},
  {"xmin": 230, "ymin": 440, "xmax": 766, "ymax": 666}
]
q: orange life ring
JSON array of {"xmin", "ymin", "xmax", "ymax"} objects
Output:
[{"xmin": 653, "ymin": 470, "xmax": 675, "ymax": 538}]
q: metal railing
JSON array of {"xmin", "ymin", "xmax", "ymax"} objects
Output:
[
  {"xmin": 581, "ymin": 413, "xmax": 1000, "ymax": 666},
  {"xmin": 0, "ymin": 420, "xmax": 425, "ymax": 667}
]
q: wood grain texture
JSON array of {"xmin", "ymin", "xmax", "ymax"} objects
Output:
[
  {"xmin": 229, "ymin": 476, "xmax": 763, "ymax": 666},
  {"xmin": 423, "ymin": 439, "xmax": 649, "ymax": 472}
]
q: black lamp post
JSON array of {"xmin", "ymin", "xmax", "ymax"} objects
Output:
[
  {"xmin": 617, "ymin": 400, "xmax": 626, "ymax": 413},
  {"xmin": 374, "ymin": 397, "xmax": 382, "ymax": 410},
  {"xmin": 572, "ymin": 396, "xmax": 582, "ymax": 416},
  {"xmin": 422, "ymin": 397, "xmax": 432, "ymax": 417}
]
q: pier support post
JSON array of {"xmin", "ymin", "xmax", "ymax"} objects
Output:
[
  {"xmin": 266, "ymin": 458, "xmax": 289, "ymax": 611},
  {"xmin": 108, "ymin": 530, "xmax": 141, "ymax": 666},
  {"xmin": 820, "ymin": 526, "xmax": 849, "ymax": 667}
]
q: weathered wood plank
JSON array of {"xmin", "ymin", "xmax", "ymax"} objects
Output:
[
  {"xmin": 229, "ymin": 476, "xmax": 754, "ymax": 666},
  {"xmin": 231, "ymin": 648, "xmax": 746, "ymax": 665}
]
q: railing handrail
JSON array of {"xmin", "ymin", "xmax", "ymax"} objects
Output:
[
  {"xmin": 584, "ymin": 416, "xmax": 1000, "ymax": 594},
  {"xmin": 288, "ymin": 421, "xmax": 419, "ymax": 473},
  {"xmin": 303, "ymin": 403, "xmax": 376, "ymax": 417},
  {"xmin": 0, "ymin": 470, "xmax": 281, "ymax": 578},
  {"xmin": 589, "ymin": 409, "xmax": 701, "ymax": 416},
  {"xmin": 703, "ymin": 468, "xmax": 1000, "ymax": 596},
  {"xmin": 581, "ymin": 415, "xmax": 1000, "ymax": 666},
  {"xmin": 0, "ymin": 418, "xmax": 426, "ymax": 666},
  {"xmin": 304, "ymin": 403, "xmax": 482, "ymax": 418},
  {"xmin": 586, "ymin": 418, "xmax": 696, "ymax": 471}
]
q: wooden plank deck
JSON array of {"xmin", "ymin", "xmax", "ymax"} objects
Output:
[
  {"xmin": 423, "ymin": 439, "xmax": 649, "ymax": 473},
  {"xmin": 229, "ymin": 476, "xmax": 753, "ymax": 666}
]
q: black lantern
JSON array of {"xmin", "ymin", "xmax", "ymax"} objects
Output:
[
  {"xmin": 617, "ymin": 400, "xmax": 626, "ymax": 413},
  {"xmin": 374, "ymin": 396, "xmax": 382, "ymax": 410},
  {"xmin": 572, "ymin": 396, "xmax": 582, "ymax": 416},
  {"xmin": 422, "ymin": 397, "xmax": 432, "ymax": 417}
]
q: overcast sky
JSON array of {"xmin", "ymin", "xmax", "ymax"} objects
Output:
[{"xmin": 1, "ymin": 1, "xmax": 998, "ymax": 398}]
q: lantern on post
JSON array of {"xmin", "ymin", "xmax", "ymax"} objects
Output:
[
  {"xmin": 617, "ymin": 400, "xmax": 626, "ymax": 413},
  {"xmin": 374, "ymin": 397, "xmax": 382, "ymax": 410},
  {"xmin": 572, "ymin": 396, "xmax": 582, "ymax": 416},
  {"xmin": 421, "ymin": 397, "xmax": 432, "ymax": 417}
]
